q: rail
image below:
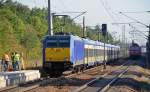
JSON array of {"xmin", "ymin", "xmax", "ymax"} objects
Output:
[{"xmin": 75, "ymin": 61, "xmax": 133, "ymax": 92}]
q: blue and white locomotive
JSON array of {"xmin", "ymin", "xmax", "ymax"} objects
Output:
[{"xmin": 42, "ymin": 35, "xmax": 120, "ymax": 75}]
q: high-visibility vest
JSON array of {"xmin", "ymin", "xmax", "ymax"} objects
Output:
[{"xmin": 14, "ymin": 54, "xmax": 20, "ymax": 61}]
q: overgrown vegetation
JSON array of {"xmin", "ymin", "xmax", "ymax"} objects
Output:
[{"xmin": 0, "ymin": 0, "xmax": 114, "ymax": 68}]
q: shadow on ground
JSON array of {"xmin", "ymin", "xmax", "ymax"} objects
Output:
[
  {"xmin": 85, "ymin": 77, "xmax": 150, "ymax": 92},
  {"xmin": 40, "ymin": 77, "xmax": 95, "ymax": 87},
  {"xmin": 112, "ymin": 78, "xmax": 150, "ymax": 92},
  {"xmin": 108, "ymin": 56, "xmax": 148, "ymax": 70}
]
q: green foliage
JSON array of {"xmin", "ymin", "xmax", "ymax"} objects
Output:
[
  {"xmin": 0, "ymin": 16, "xmax": 21, "ymax": 55},
  {"xmin": 0, "ymin": 1, "xmax": 42, "ymax": 62}
]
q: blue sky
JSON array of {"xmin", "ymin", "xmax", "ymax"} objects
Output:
[{"xmin": 14, "ymin": 0, "xmax": 150, "ymax": 45}]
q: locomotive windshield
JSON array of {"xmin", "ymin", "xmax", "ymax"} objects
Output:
[{"xmin": 46, "ymin": 36, "xmax": 70, "ymax": 47}]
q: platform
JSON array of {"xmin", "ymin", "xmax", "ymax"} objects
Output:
[{"xmin": 0, "ymin": 70, "xmax": 40, "ymax": 88}]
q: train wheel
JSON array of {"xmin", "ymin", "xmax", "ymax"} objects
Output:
[
  {"xmin": 81, "ymin": 67, "xmax": 84, "ymax": 73},
  {"xmin": 78, "ymin": 67, "xmax": 80, "ymax": 72},
  {"xmin": 72, "ymin": 67, "xmax": 78, "ymax": 73}
]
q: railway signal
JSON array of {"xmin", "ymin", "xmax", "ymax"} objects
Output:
[
  {"xmin": 102, "ymin": 24, "xmax": 107, "ymax": 69},
  {"xmin": 102, "ymin": 24, "xmax": 107, "ymax": 36}
]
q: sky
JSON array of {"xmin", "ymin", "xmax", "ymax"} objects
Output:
[{"xmin": 14, "ymin": 0, "xmax": 150, "ymax": 46}]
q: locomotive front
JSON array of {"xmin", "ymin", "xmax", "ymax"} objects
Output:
[
  {"xmin": 42, "ymin": 35, "xmax": 71, "ymax": 75},
  {"xmin": 129, "ymin": 43, "xmax": 141, "ymax": 59}
]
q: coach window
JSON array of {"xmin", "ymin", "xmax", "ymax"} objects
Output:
[
  {"xmin": 93, "ymin": 49, "xmax": 95, "ymax": 57},
  {"xmin": 46, "ymin": 40, "xmax": 58, "ymax": 47},
  {"xmin": 59, "ymin": 39, "xmax": 70, "ymax": 47},
  {"xmin": 84, "ymin": 49, "xmax": 88, "ymax": 57},
  {"xmin": 96, "ymin": 49, "xmax": 98, "ymax": 56},
  {"xmin": 92, "ymin": 49, "xmax": 94, "ymax": 57},
  {"xmin": 91, "ymin": 49, "xmax": 93, "ymax": 57},
  {"xmin": 89, "ymin": 49, "xmax": 91, "ymax": 57}
]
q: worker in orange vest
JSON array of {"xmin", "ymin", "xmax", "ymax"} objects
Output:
[{"xmin": 2, "ymin": 53, "xmax": 10, "ymax": 71}]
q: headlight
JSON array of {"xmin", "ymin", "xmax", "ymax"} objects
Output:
[{"xmin": 64, "ymin": 57, "xmax": 69, "ymax": 61}]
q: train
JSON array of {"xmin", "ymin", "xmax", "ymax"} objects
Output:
[
  {"xmin": 42, "ymin": 34, "xmax": 120, "ymax": 75},
  {"xmin": 129, "ymin": 43, "xmax": 141, "ymax": 59}
]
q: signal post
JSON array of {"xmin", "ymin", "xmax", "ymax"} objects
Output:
[{"xmin": 102, "ymin": 24, "xmax": 107, "ymax": 69}]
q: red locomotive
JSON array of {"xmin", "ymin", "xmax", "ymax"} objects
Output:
[{"xmin": 129, "ymin": 43, "xmax": 141, "ymax": 59}]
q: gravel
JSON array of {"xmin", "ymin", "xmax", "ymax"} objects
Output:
[
  {"xmin": 107, "ymin": 57, "xmax": 150, "ymax": 92},
  {"xmin": 27, "ymin": 59, "xmax": 142, "ymax": 92}
]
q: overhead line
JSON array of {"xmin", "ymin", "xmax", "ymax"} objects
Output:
[
  {"xmin": 119, "ymin": 12, "xmax": 149, "ymax": 28},
  {"xmin": 104, "ymin": 0, "xmax": 126, "ymax": 23},
  {"xmin": 112, "ymin": 22, "xmax": 138, "ymax": 25},
  {"xmin": 72, "ymin": 11, "xmax": 87, "ymax": 20},
  {"xmin": 104, "ymin": 0, "xmax": 119, "ymax": 22},
  {"xmin": 129, "ymin": 24, "xmax": 148, "ymax": 39},
  {"xmin": 121, "ymin": 11, "xmax": 150, "ymax": 13},
  {"xmin": 53, "ymin": 12, "xmax": 87, "ymax": 14},
  {"xmin": 98, "ymin": 0, "xmax": 116, "ymax": 22}
]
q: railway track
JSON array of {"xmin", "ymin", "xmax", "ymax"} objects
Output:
[
  {"xmin": 75, "ymin": 61, "xmax": 133, "ymax": 92},
  {"xmin": 0, "ymin": 80, "xmax": 41, "ymax": 92},
  {"xmin": 0, "ymin": 63, "xmax": 104, "ymax": 92},
  {"xmin": 0, "ymin": 59, "xmax": 131, "ymax": 92}
]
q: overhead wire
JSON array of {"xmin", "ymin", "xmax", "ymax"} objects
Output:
[
  {"xmin": 97, "ymin": 0, "xmax": 124, "ymax": 36},
  {"xmin": 119, "ymin": 12, "xmax": 149, "ymax": 28},
  {"xmin": 102, "ymin": 0, "xmax": 149, "ymax": 43},
  {"xmin": 129, "ymin": 24, "xmax": 148, "ymax": 39},
  {"xmin": 97, "ymin": 0, "xmax": 116, "ymax": 22},
  {"xmin": 104, "ymin": 0, "xmax": 117, "ymax": 21},
  {"xmin": 104, "ymin": 0, "xmax": 125, "ymax": 23},
  {"xmin": 55, "ymin": 0, "xmax": 83, "ymax": 21},
  {"xmin": 98, "ymin": 0, "xmax": 127, "ymax": 42},
  {"xmin": 121, "ymin": 11, "xmax": 150, "ymax": 13}
]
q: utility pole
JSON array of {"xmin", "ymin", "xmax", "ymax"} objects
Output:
[
  {"xmin": 97, "ymin": 25, "xmax": 100, "ymax": 41},
  {"xmin": 48, "ymin": 0, "xmax": 53, "ymax": 35},
  {"xmin": 104, "ymin": 37, "xmax": 106, "ymax": 69},
  {"xmin": 122, "ymin": 25, "xmax": 126, "ymax": 57},
  {"xmin": 102, "ymin": 24, "xmax": 107, "ymax": 69},
  {"xmin": 98, "ymin": 27, "xmax": 100, "ymax": 41},
  {"xmin": 112, "ymin": 23, "xmax": 128, "ymax": 57},
  {"xmin": 83, "ymin": 16, "xmax": 85, "ymax": 38},
  {"xmin": 148, "ymin": 25, "xmax": 150, "ymax": 68}
]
